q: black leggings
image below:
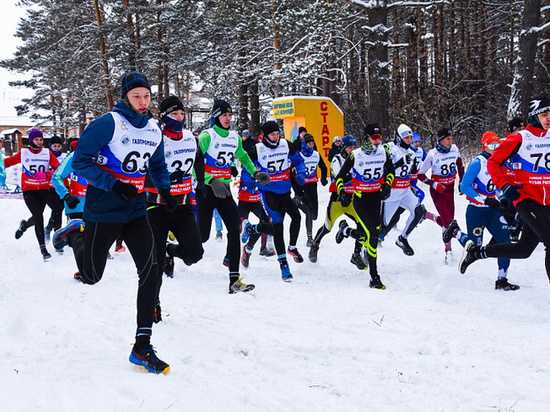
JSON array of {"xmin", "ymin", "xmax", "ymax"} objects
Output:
[
  {"xmin": 147, "ymin": 204, "xmax": 203, "ymax": 302},
  {"xmin": 346, "ymin": 191, "xmax": 381, "ymax": 277},
  {"xmin": 260, "ymin": 191, "xmax": 301, "ymax": 256},
  {"xmin": 196, "ymin": 186, "xmax": 241, "ymax": 273},
  {"xmin": 485, "ymin": 198, "xmax": 550, "ymax": 279},
  {"xmin": 295, "ymin": 182, "xmax": 319, "ymax": 236},
  {"xmin": 23, "ymin": 190, "xmax": 49, "ymax": 247},
  {"xmin": 71, "ymin": 215, "xmax": 159, "ymax": 337},
  {"xmin": 25, "ymin": 187, "xmax": 64, "ymax": 233}
]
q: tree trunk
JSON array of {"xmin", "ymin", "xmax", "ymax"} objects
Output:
[
  {"xmin": 93, "ymin": 0, "xmax": 113, "ymax": 110},
  {"xmin": 508, "ymin": 0, "xmax": 541, "ymax": 119},
  {"xmin": 367, "ymin": 6, "xmax": 390, "ymax": 135},
  {"xmin": 249, "ymin": 79, "xmax": 260, "ymax": 138},
  {"xmin": 123, "ymin": 0, "xmax": 137, "ymax": 70},
  {"xmin": 271, "ymin": 0, "xmax": 282, "ymax": 98}
]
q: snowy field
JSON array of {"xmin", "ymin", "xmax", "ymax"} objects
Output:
[{"xmin": 1, "ymin": 185, "xmax": 549, "ymax": 412}]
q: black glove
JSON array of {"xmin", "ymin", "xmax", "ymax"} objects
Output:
[
  {"xmin": 210, "ymin": 179, "xmax": 231, "ymax": 198},
  {"xmin": 195, "ymin": 181, "xmax": 207, "ymax": 198},
  {"xmin": 169, "ymin": 170, "xmax": 185, "ymax": 184},
  {"xmin": 320, "ymin": 176, "xmax": 328, "ymax": 186},
  {"xmin": 499, "ymin": 197, "xmax": 510, "ymax": 210},
  {"xmin": 338, "ymin": 190, "xmax": 352, "ymax": 208},
  {"xmin": 112, "ymin": 181, "xmax": 138, "ymax": 201},
  {"xmin": 254, "ymin": 171, "xmax": 271, "ymax": 185},
  {"xmin": 379, "ymin": 183, "xmax": 391, "ymax": 200},
  {"xmin": 160, "ymin": 188, "xmax": 177, "ymax": 212},
  {"xmin": 405, "ymin": 153, "xmax": 412, "ymax": 163},
  {"xmin": 63, "ymin": 194, "xmax": 80, "ymax": 209},
  {"xmin": 230, "ymin": 165, "xmax": 239, "ymax": 177},
  {"xmin": 502, "ymin": 183, "xmax": 523, "ymax": 202},
  {"xmin": 484, "ymin": 197, "xmax": 500, "ymax": 209}
]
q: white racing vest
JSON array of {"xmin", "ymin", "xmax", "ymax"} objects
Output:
[
  {"xmin": 162, "ymin": 130, "xmax": 197, "ymax": 195},
  {"xmin": 426, "ymin": 144, "xmax": 461, "ymax": 185},
  {"xmin": 388, "ymin": 142, "xmax": 415, "ymax": 189},
  {"xmin": 468, "ymin": 154, "xmax": 496, "ymax": 204},
  {"xmin": 21, "ymin": 148, "xmax": 50, "ymax": 189},
  {"xmin": 351, "ymin": 145, "xmax": 386, "ymax": 192},
  {"xmin": 513, "ymin": 129, "xmax": 550, "ymax": 186},
  {"xmin": 300, "ymin": 150, "xmax": 320, "ymax": 183},
  {"xmin": 94, "ymin": 111, "xmax": 162, "ymax": 192},
  {"xmin": 256, "ymin": 139, "xmax": 290, "ymax": 182},
  {"xmin": 204, "ymin": 128, "xmax": 239, "ymax": 179}
]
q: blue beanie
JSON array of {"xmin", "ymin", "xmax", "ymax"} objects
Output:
[{"xmin": 120, "ymin": 72, "xmax": 151, "ymax": 98}]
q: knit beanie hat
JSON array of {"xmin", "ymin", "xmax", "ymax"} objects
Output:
[
  {"xmin": 527, "ymin": 94, "xmax": 550, "ymax": 129},
  {"xmin": 437, "ymin": 127, "xmax": 453, "ymax": 141},
  {"xmin": 262, "ymin": 120, "xmax": 280, "ymax": 137},
  {"xmin": 304, "ymin": 134, "xmax": 315, "ymax": 144},
  {"xmin": 298, "ymin": 126, "xmax": 307, "ymax": 134},
  {"xmin": 120, "ymin": 72, "xmax": 151, "ymax": 98},
  {"xmin": 211, "ymin": 100, "xmax": 232, "ymax": 118},
  {"xmin": 481, "ymin": 131, "xmax": 500, "ymax": 150},
  {"xmin": 28, "ymin": 128, "xmax": 43, "ymax": 149},
  {"xmin": 159, "ymin": 96, "xmax": 185, "ymax": 119},
  {"xmin": 49, "ymin": 135, "xmax": 63, "ymax": 145},
  {"xmin": 261, "ymin": 121, "xmax": 281, "ymax": 148},
  {"xmin": 508, "ymin": 117, "xmax": 525, "ymax": 134},
  {"xmin": 159, "ymin": 96, "xmax": 185, "ymax": 132}
]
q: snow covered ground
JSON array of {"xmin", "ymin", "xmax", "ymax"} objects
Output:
[{"xmin": 1, "ymin": 185, "xmax": 549, "ymax": 411}]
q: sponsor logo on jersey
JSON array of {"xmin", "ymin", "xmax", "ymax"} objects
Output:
[{"xmin": 132, "ymin": 138, "xmax": 157, "ymax": 147}]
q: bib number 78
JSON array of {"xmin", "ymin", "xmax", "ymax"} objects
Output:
[{"xmin": 530, "ymin": 152, "xmax": 550, "ymax": 172}]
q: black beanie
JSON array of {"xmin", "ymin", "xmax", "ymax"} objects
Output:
[
  {"xmin": 304, "ymin": 134, "xmax": 315, "ymax": 144},
  {"xmin": 528, "ymin": 94, "xmax": 550, "ymax": 128},
  {"xmin": 49, "ymin": 135, "xmax": 63, "ymax": 145},
  {"xmin": 298, "ymin": 126, "xmax": 307, "ymax": 134},
  {"xmin": 508, "ymin": 117, "xmax": 525, "ymax": 134},
  {"xmin": 120, "ymin": 72, "xmax": 151, "ymax": 98},
  {"xmin": 437, "ymin": 127, "xmax": 453, "ymax": 141},
  {"xmin": 211, "ymin": 100, "xmax": 232, "ymax": 118},
  {"xmin": 160, "ymin": 96, "xmax": 184, "ymax": 118},
  {"xmin": 261, "ymin": 120, "xmax": 280, "ymax": 137}
]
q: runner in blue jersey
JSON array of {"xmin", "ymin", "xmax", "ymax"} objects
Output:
[{"xmin": 241, "ymin": 120, "xmax": 306, "ymax": 281}]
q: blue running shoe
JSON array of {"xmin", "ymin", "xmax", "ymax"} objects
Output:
[
  {"xmin": 281, "ymin": 263, "xmax": 293, "ymax": 282},
  {"xmin": 129, "ymin": 345, "xmax": 170, "ymax": 374},
  {"xmin": 241, "ymin": 220, "xmax": 253, "ymax": 243},
  {"xmin": 52, "ymin": 219, "xmax": 85, "ymax": 250}
]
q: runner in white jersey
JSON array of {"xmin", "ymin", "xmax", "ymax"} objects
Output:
[
  {"xmin": 334, "ymin": 123, "xmax": 395, "ymax": 289},
  {"xmin": 382, "ymin": 124, "xmax": 428, "ymax": 256},
  {"xmin": 56, "ymin": 72, "xmax": 174, "ymax": 374},
  {"xmin": 418, "ymin": 127, "xmax": 465, "ymax": 260},
  {"xmin": 4, "ymin": 128, "xmax": 60, "ymax": 260},
  {"xmin": 292, "ymin": 133, "xmax": 328, "ymax": 247},
  {"xmin": 145, "ymin": 96, "xmax": 205, "ymax": 322}
]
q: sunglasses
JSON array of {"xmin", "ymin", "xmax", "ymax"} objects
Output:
[
  {"xmin": 486, "ymin": 143, "xmax": 499, "ymax": 150},
  {"xmin": 370, "ymin": 134, "xmax": 382, "ymax": 140}
]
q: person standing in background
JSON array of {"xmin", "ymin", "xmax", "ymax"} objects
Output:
[{"xmin": 4, "ymin": 128, "xmax": 59, "ymax": 260}]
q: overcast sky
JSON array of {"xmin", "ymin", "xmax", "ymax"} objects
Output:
[{"xmin": 1, "ymin": 4, "xmax": 31, "ymax": 109}]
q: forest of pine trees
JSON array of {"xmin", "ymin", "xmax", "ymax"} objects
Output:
[{"xmin": 2, "ymin": 0, "xmax": 550, "ymax": 149}]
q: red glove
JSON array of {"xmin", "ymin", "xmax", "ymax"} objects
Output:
[{"xmin": 432, "ymin": 182, "xmax": 445, "ymax": 193}]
